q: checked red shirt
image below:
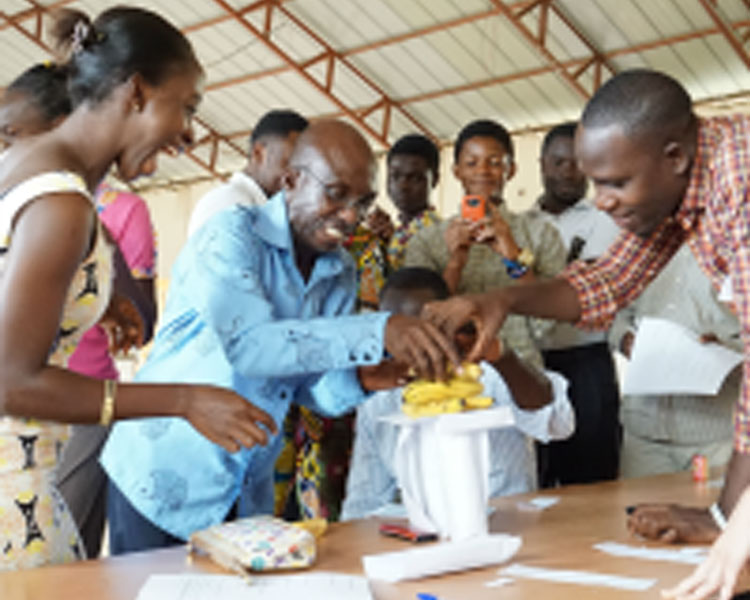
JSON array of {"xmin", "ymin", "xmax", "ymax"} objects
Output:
[{"xmin": 564, "ymin": 115, "xmax": 750, "ymax": 454}]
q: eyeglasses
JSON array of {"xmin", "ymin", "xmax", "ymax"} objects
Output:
[{"xmin": 293, "ymin": 165, "xmax": 376, "ymax": 216}]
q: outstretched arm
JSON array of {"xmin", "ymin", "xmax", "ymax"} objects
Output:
[
  {"xmin": 423, "ymin": 277, "xmax": 582, "ymax": 362},
  {"xmin": 0, "ymin": 193, "xmax": 276, "ymax": 453}
]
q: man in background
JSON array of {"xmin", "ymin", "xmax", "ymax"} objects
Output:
[
  {"xmin": 385, "ymin": 134, "xmax": 442, "ymax": 270},
  {"xmin": 610, "ymin": 244, "xmax": 739, "ymax": 479},
  {"xmin": 187, "ymin": 109, "xmax": 308, "ymax": 236},
  {"xmin": 527, "ymin": 122, "xmax": 622, "ymax": 486}
]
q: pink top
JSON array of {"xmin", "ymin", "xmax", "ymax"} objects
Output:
[{"xmin": 67, "ymin": 185, "xmax": 156, "ymax": 380}]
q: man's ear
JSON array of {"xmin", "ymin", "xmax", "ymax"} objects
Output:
[
  {"xmin": 664, "ymin": 141, "xmax": 691, "ymax": 176},
  {"xmin": 250, "ymin": 140, "xmax": 266, "ymax": 167},
  {"xmin": 505, "ymin": 159, "xmax": 517, "ymax": 182}
]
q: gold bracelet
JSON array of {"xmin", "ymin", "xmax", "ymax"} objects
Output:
[{"xmin": 100, "ymin": 379, "xmax": 117, "ymax": 426}]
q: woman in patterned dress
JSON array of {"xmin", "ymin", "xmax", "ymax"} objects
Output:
[{"xmin": 0, "ymin": 6, "xmax": 276, "ymax": 570}]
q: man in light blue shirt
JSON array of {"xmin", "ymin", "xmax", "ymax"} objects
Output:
[{"xmin": 101, "ymin": 120, "xmax": 459, "ymax": 554}]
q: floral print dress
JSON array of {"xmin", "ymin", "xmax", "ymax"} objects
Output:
[{"xmin": 0, "ymin": 172, "xmax": 113, "ymax": 570}]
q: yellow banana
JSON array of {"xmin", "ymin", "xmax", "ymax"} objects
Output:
[
  {"xmin": 401, "ymin": 362, "xmax": 488, "ymax": 417},
  {"xmin": 460, "ymin": 362, "xmax": 482, "ymax": 380},
  {"xmin": 464, "ymin": 395, "xmax": 494, "ymax": 409},
  {"xmin": 445, "ymin": 378, "xmax": 483, "ymax": 398},
  {"xmin": 403, "ymin": 381, "xmax": 454, "ymax": 404}
]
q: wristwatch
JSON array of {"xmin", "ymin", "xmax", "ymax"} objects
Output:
[
  {"xmin": 502, "ymin": 257, "xmax": 528, "ymax": 279},
  {"xmin": 503, "ymin": 247, "xmax": 534, "ymax": 279}
]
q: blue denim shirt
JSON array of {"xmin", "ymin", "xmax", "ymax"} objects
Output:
[{"xmin": 100, "ymin": 193, "xmax": 389, "ymax": 539}]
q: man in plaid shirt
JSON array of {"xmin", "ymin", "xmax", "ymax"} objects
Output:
[{"xmin": 424, "ymin": 68, "xmax": 750, "ymax": 544}]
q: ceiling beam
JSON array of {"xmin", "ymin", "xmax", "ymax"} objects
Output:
[
  {"xmin": 207, "ymin": 0, "xmax": 438, "ymax": 147},
  {"xmin": 0, "ymin": 0, "xmax": 76, "ymax": 34},
  {"xmin": 0, "ymin": 3, "xmax": 52, "ymax": 53},
  {"xmin": 0, "ymin": 3, "xmax": 240, "ymax": 182},
  {"xmin": 697, "ymin": 0, "xmax": 750, "ymax": 71},
  {"xmin": 204, "ymin": 1, "xmax": 530, "ymax": 92},
  {"xmin": 488, "ymin": 0, "xmax": 615, "ymax": 99}
]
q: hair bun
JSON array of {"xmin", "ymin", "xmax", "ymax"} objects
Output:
[{"xmin": 49, "ymin": 8, "xmax": 98, "ymax": 61}]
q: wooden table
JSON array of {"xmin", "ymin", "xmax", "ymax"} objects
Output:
[{"xmin": 0, "ymin": 470, "xmax": 738, "ymax": 600}]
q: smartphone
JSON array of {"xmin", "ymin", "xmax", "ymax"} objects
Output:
[
  {"xmin": 461, "ymin": 194, "xmax": 487, "ymax": 222},
  {"xmin": 378, "ymin": 522, "xmax": 438, "ymax": 543}
]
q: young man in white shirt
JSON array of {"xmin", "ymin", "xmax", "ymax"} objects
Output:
[
  {"xmin": 187, "ymin": 109, "xmax": 308, "ymax": 236},
  {"xmin": 341, "ymin": 267, "xmax": 573, "ymax": 520}
]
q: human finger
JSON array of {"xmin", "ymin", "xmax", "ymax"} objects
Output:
[
  {"xmin": 466, "ymin": 319, "xmax": 500, "ymax": 363},
  {"xmin": 212, "ymin": 432, "xmax": 240, "ymax": 454},
  {"xmin": 407, "ymin": 327, "xmax": 444, "ymax": 380},
  {"xmin": 246, "ymin": 404, "xmax": 278, "ymax": 435},
  {"xmin": 421, "ymin": 320, "xmax": 461, "ymax": 372},
  {"xmin": 230, "ymin": 420, "xmax": 269, "ymax": 448}
]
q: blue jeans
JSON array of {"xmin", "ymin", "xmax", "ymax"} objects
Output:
[{"xmin": 107, "ymin": 480, "xmax": 183, "ymax": 555}]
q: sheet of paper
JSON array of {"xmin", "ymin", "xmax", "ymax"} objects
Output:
[
  {"xmin": 517, "ymin": 496, "xmax": 560, "ymax": 511},
  {"xmin": 623, "ymin": 317, "xmax": 743, "ymax": 396},
  {"xmin": 498, "ymin": 563, "xmax": 656, "ymax": 591},
  {"xmin": 594, "ymin": 541, "xmax": 709, "ymax": 565},
  {"xmin": 363, "ymin": 534, "xmax": 521, "ymax": 583},
  {"xmin": 135, "ymin": 573, "xmax": 373, "ymax": 600}
]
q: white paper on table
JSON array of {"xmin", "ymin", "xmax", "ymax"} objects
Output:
[
  {"xmin": 499, "ymin": 563, "xmax": 656, "ymax": 591},
  {"xmin": 362, "ymin": 533, "xmax": 522, "ymax": 583},
  {"xmin": 594, "ymin": 541, "xmax": 709, "ymax": 565},
  {"xmin": 135, "ymin": 573, "xmax": 373, "ymax": 600},
  {"xmin": 622, "ymin": 317, "xmax": 743, "ymax": 396},
  {"xmin": 517, "ymin": 496, "xmax": 560, "ymax": 512}
]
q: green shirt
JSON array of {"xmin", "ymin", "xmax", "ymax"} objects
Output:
[{"xmin": 404, "ymin": 204, "xmax": 566, "ymax": 368}]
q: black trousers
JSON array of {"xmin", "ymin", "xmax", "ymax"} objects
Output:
[{"xmin": 537, "ymin": 342, "xmax": 622, "ymax": 487}]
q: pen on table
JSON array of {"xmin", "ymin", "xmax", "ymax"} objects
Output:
[{"xmin": 417, "ymin": 594, "xmax": 441, "ymax": 600}]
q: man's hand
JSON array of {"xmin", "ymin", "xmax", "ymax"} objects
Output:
[
  {"xmin": 620, "ymin": 330, "xmax": 635, "ymax": 358},
  {"xmin": 358, "ymin": 360, "xmax": 411, "ymax": 391},
  {"xmin": 384, "ymin": 314, "xmax": 460, "ymax": 381},
  {"xmin": 422, "ymin": 291, "xmax": 511, "ymax": 363},
  {"xmin": 99, "ymin": 293, "xmax": 145, "ymax": 354},
  {"xmin": 367, "ymin": 207, "xmax": 395, "ymax": 242},
  {"xmin": 627, "ymin": 503, "xmax": 720, "ymax": 544}
]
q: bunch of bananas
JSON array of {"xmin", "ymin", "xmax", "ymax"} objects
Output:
[{"xmin": 401, "ymin": 363, "xmax": 494, "ymax": 417}]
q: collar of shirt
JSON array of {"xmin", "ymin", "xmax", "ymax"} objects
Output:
[
  {"xmin": 396, "ymin": 206, "xmax": 439, "ymax": 233},
  {"xmin": 255, "ymin": 191, "xmax": 349, "ymax": 280},
  {"xmin": 230, "ymin": 171, "xmax": 268, "ymax": 206},
  {"xmin": 674, "ymin": 118, "xmax": 710, "ymax": 233}
]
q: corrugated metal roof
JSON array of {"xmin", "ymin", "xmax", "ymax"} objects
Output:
[{"xmin": 1, "ymin": 0, "xmax": 749, "ymax": 189}]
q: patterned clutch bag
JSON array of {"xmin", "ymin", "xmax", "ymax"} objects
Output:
[{"xmin": 188, "ymin": 515, "xmax": 316, "ymax": 574}]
